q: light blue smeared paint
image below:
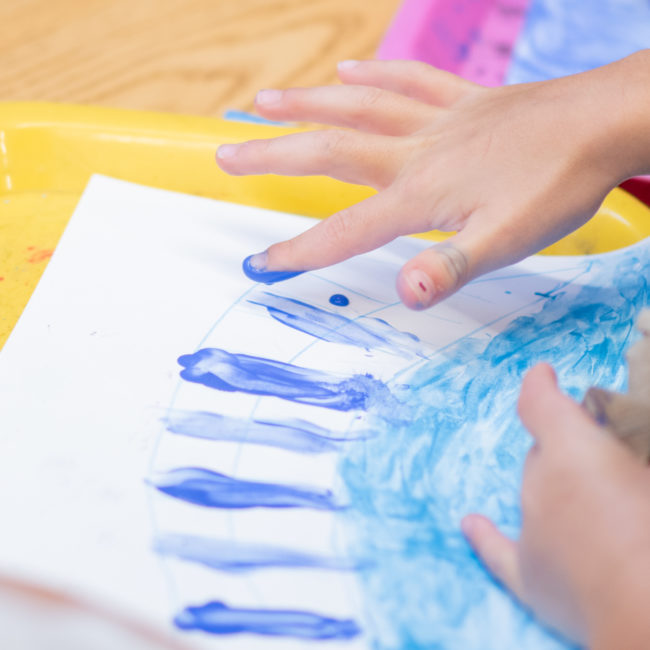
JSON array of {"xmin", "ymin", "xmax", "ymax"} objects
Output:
[
  {"xmin": 178, "ymin": 347, "xmax": 396, "ymax": 412},
  {"xmin": 151, "ymin": 467, "xmax": 343, "ymax": 511},
  {"xmin": 249, "ymin": 292, "xmax": 422, "ymax": 357},
  {"xmin": 507, "ymin": 0, "xmax": 650, "ymax": 84},
  {"xmin": 175, "ymin": 601, "xmax": 360, "ymax": 640},
  {"xmin": 155, "ymin": 533, "xmax": 362, "ymax": 572},
  {"xmin": 165, "ymin": 409, "xmax": 367, "ymax": 454},
  {"xmin": 337, "ymin": 244, "xmax": 649, "ymax": 649}
]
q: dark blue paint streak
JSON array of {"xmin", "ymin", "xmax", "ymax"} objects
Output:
[
  {"xmin": 249, "ymin": 291, "xmax": 422, "ymax": 356},
  {"xmin": 178, "ymin": 347, "xmax": 393, "ymax": 411},
  {"xmin": 155, "ymin": 533, "xmax": 362, "ymax": 572},
  {"xmin": 329, "ymin": 293, "xmax": 349, "ymax": 306},
  {"xmin": 175, "ymin": 601, "xmax": 360, "ymax": 640},
  {"xmin": 242, "ymin": 255, "xmax": 303, "ymax": 284},
  {"xmin": 151, "ymin": 467, "xmax": 343, "ymax": 510},
  {"xmin": 165, "ymin": 409, "xmax": 365, "ymax": 453}
]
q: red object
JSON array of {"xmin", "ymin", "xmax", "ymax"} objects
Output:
[{"xmin": 620, "ymin": 176, "xmax": 650, "ymax": 208}]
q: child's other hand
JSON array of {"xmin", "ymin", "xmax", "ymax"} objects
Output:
[
  {"xmin": 462, "ymin": 364, "xmax": 650, "ymax": 648},
  {"xmin": 217, "ymin": 54, "xmax": 649, "ymax": 309}
]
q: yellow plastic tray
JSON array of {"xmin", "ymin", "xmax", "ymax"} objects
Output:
[{"xmin": 1, "ymin": 101, "xmax": 649, "ymax": 348}]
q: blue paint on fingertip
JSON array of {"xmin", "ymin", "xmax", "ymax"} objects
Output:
[
  {"xmin": 242, "ymin": 255, "xmax": 304, "ymax": 284},
  {"xmin": 174, "ymin": 601, "xmax": 361, "ymax": 639},
  {"xmin": 329, "ymin": 293, "xmax": 350, "ymax": 306}
]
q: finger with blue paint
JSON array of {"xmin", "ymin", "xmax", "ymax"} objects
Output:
[
  {"xmin": 217, "ymin": 54, "xmax": 650, "ymax": 309},
  {"xmin": 462, "ymin": 363, "xmax": 650, "ymax": 648}
]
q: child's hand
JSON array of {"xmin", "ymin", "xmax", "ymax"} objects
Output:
[
  {"xmin": 217, "ymin": 53, "xmax": 649, "ymax": 309},
  {"xmin": 462, "ymin": 364, "xmax": 650, "ymax": 648}
]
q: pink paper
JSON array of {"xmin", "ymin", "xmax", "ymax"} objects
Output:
[{"xmin": 378, "ymin": 0, "xmax": 530, "ymax": 87}]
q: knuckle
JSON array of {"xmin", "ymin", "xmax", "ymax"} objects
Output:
[
  {"xmin": 315, "ymin": 130, "xmax": 347, "ymax": 158},
  {"xmin": 435, "ymin": 244, "xmax": 470, "ymax": 290},
  {"xmin": 281, "ymin": 87, "xmax": 303, "ymax": 110},
  {"xmin": 243, "ymin": 138, "xmax": 272, "ymax": 160},
  {"xmin": 324, "ymin": 210, "xmax": 354, "ymax": 248},
  {"xmin": 358, "ymin": 86, "xmax": 384, "ymax": 110},
  {"xmin": 396, "ymin": 164, "xmax": 428, "ymax": 199},
  {"xmin": 407, "ymin": 60, "xmax": 434, "ymax": 77}
]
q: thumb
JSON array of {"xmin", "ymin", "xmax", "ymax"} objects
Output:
[
  {"xmin": 462, "ymin": 514, "xmax": 526, "ymax": 604},
  {"xmin": 396, "ymin": 214, "xmax": 534, "ymax": 309},
  {"xmin": 396, "ymin": 234, "xmax": 473, "ymax": 310}
]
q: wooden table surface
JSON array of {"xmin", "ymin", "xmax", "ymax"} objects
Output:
[{"xmin": 1, "ymin": 0, "xmax": 400, "ymax": 116}]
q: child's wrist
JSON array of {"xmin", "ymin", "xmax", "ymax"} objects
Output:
[{"xmin": 601, "ymin": 49, "xmax": 650, "ymax": 181}]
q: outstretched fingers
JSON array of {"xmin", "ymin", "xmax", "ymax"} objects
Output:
[
  {"xmin": 253, "ymin": 85, "xmax": 438, "ymax": 136},
  {"xmin": 337, "ymin": 59, "xmax": 480, "ymax": 107},
  {"xmin": 217, "ymin": 130, "xmax": 405, "ymax": 189}
]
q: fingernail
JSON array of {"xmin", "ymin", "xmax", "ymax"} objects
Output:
[
  {"xmin": 246, "ymin": 251, "xmax": 268, "ymax": 271},
  {"xmin": 242, "ymin": 253, "xmax": 304, "ymax": 285},
  {"xmin": 256, "ymin": 89, "xmax": 283, "ymax": 106},
  {"xmin": 405, "ymin": 269, "xmax": 434, "ymax": 307},
  {"xmin": 217, "ymin": 144, "xmax": 239, "ymax": 160},
  {"xmin": 337, "ymin": 60, "xmax": 360, "ymax": 70}
]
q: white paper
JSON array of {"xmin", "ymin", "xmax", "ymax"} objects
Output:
[{"xmin": 0, "ymin": 176, "xmax": 646, "ymax": 650}]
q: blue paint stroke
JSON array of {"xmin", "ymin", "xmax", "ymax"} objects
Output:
[
  {"xmin": 151, "ymin": 467, "xmax": 343, "ymax": 510},
  {"xmin": 329, "ymin": 293, "xmax": 349, "ymax": 306},
  {"xmin": 155, "ymin": 533, "xmax": 362, "ymax": 572},
  {"xmin": 165, "ymin": 409, "xmax": 366, "ymax": 454},
  {"xmin": 242, "ymin": 255, "xmax": 303, "ymax": 284},
  {"xmin": 178, "ymin": 347, "xmax": 395, "ymax": 412},
  {"xmin": 339, "ymin": 244, "xmax": 649, "ymax": 649},
  {"xmin": 223, "ymin": 109, "xmax": 286, "ymax": 126},
  {"xmin": 249, "ymin": 291, "xmax": 422, "ymax": 357},
  {"xmin": 175, "ymin": 601, "xmax": 360, "ymax": 640}
]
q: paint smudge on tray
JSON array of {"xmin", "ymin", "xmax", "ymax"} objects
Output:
[
  {"xmin": 249, "ymin": 292, "xmax": 422, "ymax": 357},
  {"xmin": 175, "ymin": 601, "xmax": 360, "ymax": 640},
  {"xmin": 26, "ymin": 248, "xmax": 53, "ymax": 264},
  {"xmin": 151, "ymin": 467, "xmax": 343, "ymax": 511},
  {"xmin": 165, "ymin": 409, "xmax": 367, "ymax": 454},
  {"xmin": 155, "ymin": 533, "xmax": 362, "ymax": 572},
  {"xmin": 178, "ymin": 348, "xmax": 396, "ymax": 412}
]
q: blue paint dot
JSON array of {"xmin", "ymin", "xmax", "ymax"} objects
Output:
[
  {"xmin": 329, "ymin": 294, "xmax": 349, "ymax": 307},
  {"xmin": 505, "ymin": 290, "xmax": 512, "ymax": 294}
]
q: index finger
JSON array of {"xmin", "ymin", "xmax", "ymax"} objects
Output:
[
  {"xmin": 517, "ymin": 363, "xmax": 601, "ymax": 447},
  {"xmin": 243, "ymin": 189, "xmax": 407, "ymax": 281}
]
